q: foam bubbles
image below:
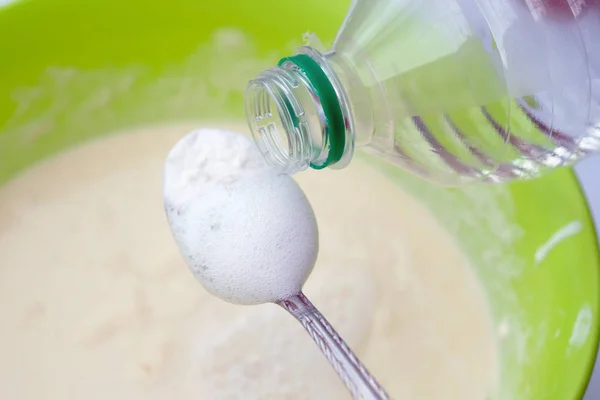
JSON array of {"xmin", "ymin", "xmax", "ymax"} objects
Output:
[{"xmin": 163, "ymin": 129, "xmax": 319, "ymax": 305}]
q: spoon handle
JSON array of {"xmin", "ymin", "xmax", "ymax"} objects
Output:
[{"xmin": 278, "ymin": 292, "xmax": 391, "ymax": 400}]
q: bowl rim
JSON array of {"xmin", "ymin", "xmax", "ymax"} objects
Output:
[{"xmin": 576, "ymin": 155, "xmax": 600, "ymax": 400}]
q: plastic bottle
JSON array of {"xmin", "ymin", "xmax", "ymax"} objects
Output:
[{"xmin": 245, "ymin": 0, "xmax": 600, "ymax": 185}]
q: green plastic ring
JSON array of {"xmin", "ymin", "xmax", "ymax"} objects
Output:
[{"xmin": 277, "ymin": 54, "xmax": 345, "ymax": 170}]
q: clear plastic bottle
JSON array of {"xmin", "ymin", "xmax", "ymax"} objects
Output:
[{"xmin": 245, "ymin": 0, "xmax": 600, "ymax": 185}]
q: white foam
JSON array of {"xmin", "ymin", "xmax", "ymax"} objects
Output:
[{"xmin": 163, "ymin": 129, "xmax": 319, "ymax": 305}]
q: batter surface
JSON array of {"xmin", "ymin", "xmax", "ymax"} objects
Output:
[{"xmin": 0, "ymin": 123, "xmax": 497, "ymax": 399}]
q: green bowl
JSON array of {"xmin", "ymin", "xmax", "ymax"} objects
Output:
[{"xmin": 1, "ymin": 0, "xmax": 599, "ymax": 399}]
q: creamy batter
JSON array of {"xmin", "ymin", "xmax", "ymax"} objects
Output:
[{"xmin": 0, "ymin": 123, "xmax": 498, "ymax": 399}]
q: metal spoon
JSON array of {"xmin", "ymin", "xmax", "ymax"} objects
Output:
[{"xmin": 278, "ymin": 292, "xmax": 391, "ymax": 400}]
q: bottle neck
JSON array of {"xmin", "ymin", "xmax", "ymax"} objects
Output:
[{"xmin": 245, "ymin": 47, "xmax": 367, "ymax": 174}]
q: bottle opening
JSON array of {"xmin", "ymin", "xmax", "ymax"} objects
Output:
[
  {"xmin": 246, "ymin": 79, "xmax": 293, "ymax": 170},
  {"xmin": 245, "ymin": 51, "xmax": 353, "ymax": 175},
  {"xmin": 245, "ymin": 70, "xmax": 312, "ymax": 174}
]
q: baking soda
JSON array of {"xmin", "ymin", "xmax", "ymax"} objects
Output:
[{"xmin": 163, "ymin": 129, "xmax": 319, "ymax": 305}]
